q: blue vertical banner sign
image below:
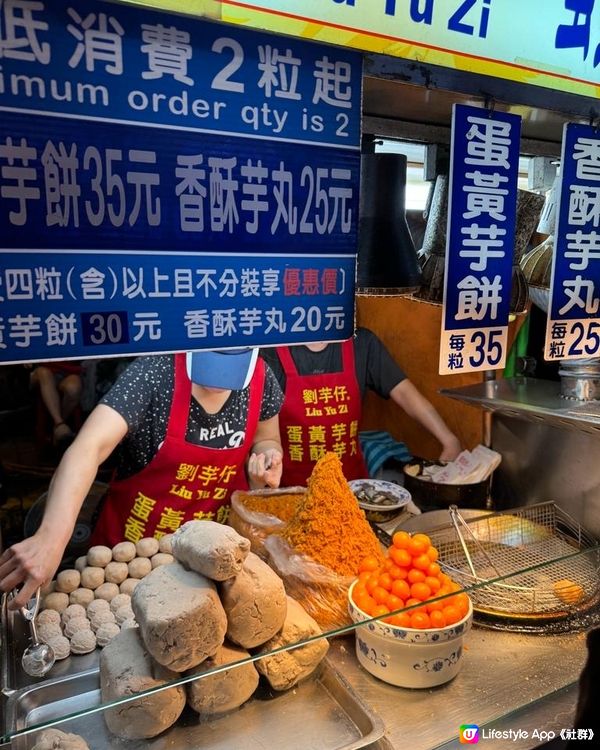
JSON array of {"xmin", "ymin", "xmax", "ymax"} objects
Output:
[
  {"xmin": 439, "ymin": 104, "xmax": 521, "ymax": 375},
  {"xmin": 544, "ymin": 123, "xmax": 600, "ymax": 362},
  {"xmin": 0, "ymin": 0, "xmax": 362, "ymax": 363}
]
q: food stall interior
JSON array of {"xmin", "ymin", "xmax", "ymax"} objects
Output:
[{"xmin": 2, "ymin": 31, "xmax": 600, "ymax": 750}]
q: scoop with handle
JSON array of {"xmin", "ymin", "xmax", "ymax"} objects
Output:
[{"xmin": 20, "ymin": 587, "xmax": 55, "ymax": 677}]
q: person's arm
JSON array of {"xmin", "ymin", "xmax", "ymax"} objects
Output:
[
  {"xmin": 389, "ymin": 379, "xmax": 462, "ymax": 461},
  {"xmin": 247, "ymin": 414, "xmax": 283, "ymax": 489},
  {"xmin": 0, "ymin": 404, "xmax": 128, "ymax": 609}
]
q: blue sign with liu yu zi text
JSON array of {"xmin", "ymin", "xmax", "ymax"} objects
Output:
[
  {"xmin": 439, "ymin": 104, "xmax": 521, "ymax": 375},
  {"xmin": 0, "ymin": 0, "xmax": 362, "ymax": 363},
  {"xmin": 545, "ymin": 123, "xmax": 600, "ymax": 361}
]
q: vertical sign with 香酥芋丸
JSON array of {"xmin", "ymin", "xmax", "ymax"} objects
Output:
[
  {"xmin": 0, "ymin": 0, "xmax": 362, "ymax": 363},
  {"xmin": 439, "ymin": 104, "xmax": 521, "ymax": 375},
  {"xmin": 544, "ymin": 124, "xmax": 600, "ymax": 362}
]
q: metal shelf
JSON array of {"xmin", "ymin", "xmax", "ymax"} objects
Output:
[{"xmin": 440, "ymin": 377, "xmax": 600, "ymax": 435}]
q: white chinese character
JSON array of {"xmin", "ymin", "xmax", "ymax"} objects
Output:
[
  {"xmin": 456, "ymin": 274, "xmax": 503, "ymax": 321},
  {"xmin": 4, "ymin": 268, "xmax": 33, "ymax": 300},
  {"xmin": 0, "ymin": 136, "xmax": 39, "ymax": 225},
  {"xmin": 324, "ymin": 306, "xmax": 345, "ymax": 330},
  {"xmin": 261, "ymin": 269, "xmax": 280, "ymax": 296},
  {"xmin": 460, "ymin": 223, "xmax": 507, "ymax": 271},
  {"xmin": 132, "ymin": 312, "xmax": 161, "ymax": 341},
  {"xmin": 271, "ymin": 161, "xmax": 297, "ymax": 234},
  {"xmin": 257, "ymin": 45, "xmax": 301, "ymax": 100},
  {"xmin": 176, "ymin": 154, "xmax": 207, "ymax": 232},
  {"xmin": 264, "ymin": 307, "xmax": 286, "ymax": 333},
  {"xmin": 559, "ymin": 275, "xmax": 599, "ymax": 315},
  {"xmin": 212, "ymin": 308, "xmax": 236, "ymax": 337},
  {"xmin": 240, "ymin": 268, "xmax": 260, "ymax": 297},
  {"xmin": 239, "ymin": 307, "xmax": 262, "ymax": 335},
  {"xmin": 328, "ymin": 168, "xmax": 353, "ymax": 233},
  {"xmin": 219, "ymin": 268, "xmax": 239, "ymax": 298},
  {"xmin": 5, "ymin": 268, "xmax": 33, "ymax": 299},
  {"xmin": 462, "ymin": 171, "xmax": 508, "ymax": 221},
  {"xmin": 67, "ymin": 8, "xmax": 124, "ymax": 74},
  {"xmin": 0, "ymin": 0, "xmax": 49, "ymax": 63},
  {"xmin": 465, "ymin": 117, "xmax": 511, "ymax": 169},
  {"xmin": 208, "ymin": 157, "xmax": 239, "ymax": 233},
  {"xmin": 0, "ymin": 318, "xmax": 5, "ymax": 348},
  {"xmin": 34, "ymin": 266, "xmax": 62, "ymax": 300},
  {"xmin": 127, "ymin": 149, "xmax": 160, "ymax": 226},
  {"xmin": 573, "ymin": 136, "xmax": 600, "ymax": 182},
  {"xmin": 565, "ymin": 230, "xmax": 600, "ymax": 270},
  {"xmin": 173, "ymin": 269, "xmax": 194, "ymax": 297},
  {"xmin": 241, "ymin": 159, "xmax": 269, "ymax": 234},
  {"xmin": 141, "ymin": 23, "xmax": 193, "ymax": 85},
  {"xmin": 568, "ymin": 185, "xmax": 600, "ymax": 226},
  {"xmin": 122, "ymin": 267, "xmax": 146, "ymax": 299},
  {"xmin": 46, "ymin": 312, "xmax": 77, "ymax": 345},
  {"xmin": 80, "ymin": 267, "xmax": 106, "ymax": 300},
  {"xmin": 8, "ymin": 313, "xmax": 42, "ymax": 347},
  {"xmin": 313, "ymin": 56, "xmax": 352, "ymax": 108},
  {"xmin": 41, "ymin": 140, "xmax": 81, "ymax": 227},
  {"xmin": 194, "ymin": 269, "xmax": 218, "ymax": 297},
  {"xmin": 184, "ymin": 309, "xmax": 210, "ymax": 338},
  {"xmin": 149, "ymin": 267, "xmax": 170, "ymax": 298}
]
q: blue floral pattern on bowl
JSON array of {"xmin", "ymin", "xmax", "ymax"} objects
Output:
[{"xmin": 348, "ymin": 582, "xmax": 473, "ymax": 643}]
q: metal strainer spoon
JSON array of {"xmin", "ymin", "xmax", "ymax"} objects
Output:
[{"xmin": 20, "ymin": 587, "xmax": 55, "ymax": 677}]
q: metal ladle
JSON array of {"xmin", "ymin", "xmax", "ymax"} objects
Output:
[{"xmin": 20, "ymin": 587, "xmax": 55, "ymax": 677}]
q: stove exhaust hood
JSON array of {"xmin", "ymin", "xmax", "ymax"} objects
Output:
[{"xmin": 356, "ymin": 152, "xmax": 422, "ymax": 295}]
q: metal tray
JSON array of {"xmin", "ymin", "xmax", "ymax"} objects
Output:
[{"xmin": 3, "ymin": 656, "xmax": 385, "ymax": 750}]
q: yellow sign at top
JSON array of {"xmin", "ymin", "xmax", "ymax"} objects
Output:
[{"xmin": 134, "ymin": 0, "xmax": 600, "ymax": 100}]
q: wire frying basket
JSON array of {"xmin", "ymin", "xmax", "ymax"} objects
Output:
[{"xmin": 428, "ymin": 502, "xmax": 600, "ymax": 620}]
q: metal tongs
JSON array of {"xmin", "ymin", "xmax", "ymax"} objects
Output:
[
  {"xmin": 19, "ymin": 587, "xmax": 55, "ymax": 677},
  {"xmin": 448, "ymin": 504, "xmax": 502, "ymax": 581}
]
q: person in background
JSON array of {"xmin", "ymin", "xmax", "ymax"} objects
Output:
[
  {"xmin": 261, "ymin": 328, "xmax": 461, "ymax": 487},
  {"xmin": 1, "ymin": 348, "xmax": 283, "ymax": 610},
  {"xmin": 27, "ymin": 361, "xmax": 83, "ymax": 446}
]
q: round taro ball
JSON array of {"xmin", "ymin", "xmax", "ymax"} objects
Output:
[
  {"xmin": 87, "ymin": 546, "xmax": 112, "ymax": 567},
  {"xmin": 135, "ymin": 537, "xmax": 159, "ymax": 558},
  {"xmin": 111, "ymin": 541, "xmax": 136, "ymax": 563}
]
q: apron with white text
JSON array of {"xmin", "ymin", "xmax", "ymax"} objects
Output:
[
  {"xmin": 91, "ymin": 354, "xmax": 264, "ymax": 546},
  {"xmin": 277, "ymin": 340, "xmax": 367, "ymax": 486}
]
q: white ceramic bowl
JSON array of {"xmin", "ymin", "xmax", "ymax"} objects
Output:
[
  {"xmin": 349, "ymin": 479, "xmax": 413, "ymax": 523},
  {"xmin": 347, "ymin": 581, "xmax": 473, "ymax": 688}
]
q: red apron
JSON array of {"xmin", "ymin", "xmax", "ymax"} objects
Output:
[
  {"xmin": 277, "ymin": 340, "xmax": 368, "ymax": 486},
  {"xmin": 91, "ymin": 353, "xmax": 265, "ymax": 547}
]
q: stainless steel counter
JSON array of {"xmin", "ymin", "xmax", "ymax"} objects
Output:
[
  {"xmin": 328, "ymin": 625, "xmax": 587, "ymax": 750},
  {"xmin": 1, "ymin": 606, "xmax": 589, "ymax": 750}
]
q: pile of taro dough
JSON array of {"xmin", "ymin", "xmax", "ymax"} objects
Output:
[
  {"xmin": 97, "ymin": 521, "xmax": 330, "ymax": 741},
  {"xmin": 38, "ymin": 536, "xmax": 174, "ymax": 658}
]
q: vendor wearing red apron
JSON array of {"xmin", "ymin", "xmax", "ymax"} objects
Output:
[
  {"xmin": 262, "ymin": 328, "xmax": 461, "ymax": 486},
  {"xmin": 275, "ymin": 340, "xmax": 367, "ymax": 485},
  {"xmin": 0, "ymin": 349, "xmax": 283, "ymax": 610}
]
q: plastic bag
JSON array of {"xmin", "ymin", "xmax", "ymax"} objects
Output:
[
  {"xmin": 229, "ymin": 487, "xmax": 305, "ymax": 559},
  {"xmin": 264, "ymin": 535, "xmax": 353, "ymax": 630}
]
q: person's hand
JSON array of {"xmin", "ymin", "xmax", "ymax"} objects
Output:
[
  {"xmin": 0, "ymin": 531, "xmax": 66, "ymax": 611},
  {"xmin": 247, "ymin": 448, "xmax": 283, "ymax": 489},
  {"xmin": 439, "ymin": 435, "xmax": 462, "ymax": 462}
]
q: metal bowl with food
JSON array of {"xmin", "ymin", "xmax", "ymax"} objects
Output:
[
  {"xmin": 403, "ymin": 458, "xmax": 490, "ymax": 510},
  {"xmin": 349, "ymin": 479, "xmax": 412, "ymax": 523}
]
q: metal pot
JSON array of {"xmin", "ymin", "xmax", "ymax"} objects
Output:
[
  {"xmin": 559, "ymin": 359, "xmax": 600, "ymax": 401},
  {"xmin": 403, "ymin": 459, "xmax": 490, "ymax": 511}
]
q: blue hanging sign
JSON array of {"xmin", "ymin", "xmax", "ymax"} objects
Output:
[
  {"xmin": 0, "ymin": 0, "xmax": 362, "ymax": 363},
  {"xmin": 544, "ymin": 123, "xmax": 600, "ymax": 362},
  {"xmin": 439, "ymin": 103, "xmax": 521, "ymax": 375}
]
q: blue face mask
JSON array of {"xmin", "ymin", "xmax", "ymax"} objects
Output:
[{"xmin": 186, "ymin": 348, "xmax": 258, "ymax": 390}]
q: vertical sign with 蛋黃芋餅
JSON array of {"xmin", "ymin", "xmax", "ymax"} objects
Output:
[
  {"xmin": 0, "ymin": 0, "xmax": 362, "ymax": 364},
  {"xmin": 544, "ymin": 123, "xmax": 600, "ymax": 362},
  {"xmin": 439, "ymin": 104, "xmax": 521, "ymax": 375}
]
